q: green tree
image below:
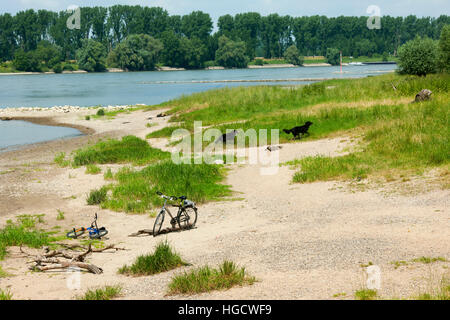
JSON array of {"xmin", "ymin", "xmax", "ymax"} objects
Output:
[
  {"xmin": 284, "ymin": 45, "xmax": 304, "ymax": 65},
  {"xmin": 397, "ymin": 36, "xmax": 439, "ymax": 76},
  {"xmin": 76, "ymin": 39, "xmax": 107, "ymax": 72},
  {"xmin": 181, "ymin": 11, "xmax": 213, "ymax": 42},
  {"xmin": 109, "ymin": 34, "xmax": 163, "ymax": 71},
  {"xmin": 326, "ymin": 48, "xmax": 340, "ymax": 65},
  {"xmin": 13, "ymin": 49, "xmax": 41, "ymax": 71},
  {"xmin": 215, "ymin": 36, "xmax": 249, "ymax": 68},
  {"xmin": 34, "ymin": 40, "xmax": 62, "ymax": 68},
  {"xmin": 180, "ymin": 37, "xmax": 207, "ymax": 69},
  {"xmin": 438, "ymin": 24, "xmax": 450, "ymax": 72}
]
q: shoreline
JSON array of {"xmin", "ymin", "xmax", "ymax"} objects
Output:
[
  {"xmin": 3, "ymin": 116, "xmax": 95, "ymax": 135},
  {"xmin": 0, "ymin": 62, "xmax": 396, "ymax": 76}
]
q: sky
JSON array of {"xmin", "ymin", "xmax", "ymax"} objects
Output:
[{"xmin": 1, "ymin": 0, "xmax": 449, "ymax": 25}]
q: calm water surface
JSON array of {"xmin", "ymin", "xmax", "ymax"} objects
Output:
[{"xmin": 0, "ymin": 120, "xmax": 81, "ymax": 152}]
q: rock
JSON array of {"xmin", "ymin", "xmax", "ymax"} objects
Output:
[
  {"xmin": 414, "ymin": 89, "xmax": 432, "ymax": 102},
  {"xmin": 157, "ymin": 112, "xmax": 167, "ymax": 118},
  {"xmin": 1, "ymin": 117, "xmax": 13, "ymax": 121}
]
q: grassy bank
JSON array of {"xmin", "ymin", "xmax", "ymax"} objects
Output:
[
  {"xmin": 72, "ymin": 136, "xmax": 170, "ymax": 166},
  {"xmin": 287, "ymin": 94, "xmax": 449, "ymax": 183},
  {"xmin": 98, "ymin": 161, "xmax": 231, "ymax": 213},
  {"xmin": 145, "ymin": 73, "xmax": 448, "ymax": 184}
]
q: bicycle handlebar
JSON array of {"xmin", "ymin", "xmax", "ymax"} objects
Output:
[{"xmin": 157, "ymin": 191, "xmax": 183, "ymax": 201}]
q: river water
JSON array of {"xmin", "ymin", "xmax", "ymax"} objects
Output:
[{"xmin": 0, "ymin": 64, "xmax": 396, "ymax": 151}]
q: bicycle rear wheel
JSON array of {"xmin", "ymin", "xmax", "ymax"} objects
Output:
[
  {"xmin": 153, "ymin": 211, "xmax": 165, "ymax": 237},
  {"xmin": 178, "ymin": 207, "xmax": 197, "ymax": 230},
  {"xmin": 67, "ymin": 228, "xmax": 85, "ymax": 239}
]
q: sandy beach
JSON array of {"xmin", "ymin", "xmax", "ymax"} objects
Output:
[{"xmin": 0, "ymin": 108, "xmax": 448, "ymax": 300}]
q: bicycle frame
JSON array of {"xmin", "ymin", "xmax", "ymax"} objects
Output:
[{"xmin": 160, "ymin": 197, "xmax": 182, "ymax": 221}]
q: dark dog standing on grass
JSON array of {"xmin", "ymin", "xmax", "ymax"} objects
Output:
[{"xmin": 283, "ymin": 121, "xmax": 313, "ymax": 140}]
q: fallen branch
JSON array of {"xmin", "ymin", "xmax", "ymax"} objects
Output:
[{"xmin": 31, "ymin": 260, "xmax": 103, "ymax": 274}]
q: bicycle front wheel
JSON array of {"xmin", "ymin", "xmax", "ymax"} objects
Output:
[
  {"xmin": 89, "ymin": 229, "xmax": 108, "ymax": 239},
  {"xmin": 67, "ymin": 228, "xmax": 85, "ymax": 239},
  {"xmin": 153, "ymin": 211, "xmax": 165, "ymax": 237},
  {"xmin": 178, "ymin": 207, "xmax": 197, "ymax": 230}
]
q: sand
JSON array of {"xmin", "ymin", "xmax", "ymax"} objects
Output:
[{"xmin": 0, "ymin": 108, "xmax": 448, "ymax": 300}]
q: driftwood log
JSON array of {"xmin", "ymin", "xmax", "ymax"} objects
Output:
[{"xmin": 21, "ymin": 243, "xmax": 126, "ymax": 274}]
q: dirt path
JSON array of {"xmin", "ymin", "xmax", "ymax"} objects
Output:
[{"xmin": 0, "ymin": 109, "xmax": 448, "ymax": 300}]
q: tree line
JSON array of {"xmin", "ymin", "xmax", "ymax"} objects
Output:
[{"xmin": 0, "ymin": 5, "xmax": 448, "ymax": 71}]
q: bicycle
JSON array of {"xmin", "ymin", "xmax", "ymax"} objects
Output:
[
  {"xmin": 153, "ymin": 191, "xmax": 198, "ymax": 237},
  {"xmin": 66, "ymin": 213, "xmax": 108, "ymax": 239}
]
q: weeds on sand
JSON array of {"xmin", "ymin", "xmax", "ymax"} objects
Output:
[
  {"xmin": 167, "ymin": 260, "xmax": 256, "ymax": 295},
  {"xmin": 0, "ymin": 216, "xmax": 53, "ymax": 260},
  {"xmin": 119, "ymin": 241, "xmax": 188, "ymax": 276},
  {"xmin": 78, "ymin": 285, "xmax": 122, "ymax": 300},
  {"xmin": 0, "ymin": 288, "xmax": 12, "ymax": 300}
]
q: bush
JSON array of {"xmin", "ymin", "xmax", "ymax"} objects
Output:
[
  {"xmin": 13, "ymin": 49, "xmax": 41, "ymax": 72},
  {"xmin": 326, "ymin": 48, "xmax": 340, "ymax": 66},
  {"xmin": 284, "ymin": 45, "xmax": 304, "ymax": 66},
  {"xmin": 397, "ymin": 36, "xmax": 439, "ymax": 76},
  {"xmin": 96, "ymin": 108, "xmax": 105, "ymax": 116},
  {"xmin": 76, "ymin": 39, "xmax": 107, "ymax": 72},
  {"xmin": 254, "ymin": 58, "xmax": 264, "ymax": 66},
  {"xmin": 63, "ymin": 63, "xmax": 76, "ymax": 71},
  {"xmin": 108, "ymin": 34, "xmax": 163, "ymax": 71},
  {"xmin": 215, "ymin": 35, "xmax": 249, "ymax": 69},
  {"xmin": 52, "ymin": 63, "xmax": 63, "ymax": 73}
]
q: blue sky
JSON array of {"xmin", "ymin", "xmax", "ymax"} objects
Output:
[{"xmin": 2, "ymin": 0, "xmax": 449, "ymax": 24}]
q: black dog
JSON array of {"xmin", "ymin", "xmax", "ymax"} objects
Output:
[
  {"xmin": 215, "ymin": 130, "xmax": 238, "ymax": 144},
  {"xmin": 283, "ymin": 121, "xmax": 313, "ymax": 140}
]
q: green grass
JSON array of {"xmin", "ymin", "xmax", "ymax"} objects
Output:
[
  {"xmin": 56, "ymin": 209, "xmax": 65, "ymax": 220},
  {"xmin": 85, "ymin": 164, "xmax": 101, "ymax": 175},
  {"xmin": 101, "ymin": 160, "xmax": 231, "ymax": 213},
  {"xmin": 78, "ymin": 285, "xmax": 122, "ymax": 300},
  {"xmin": 72, "ymin": 135, "xmax": 170, "ymax": 166},
  {"xmin": 149, "ymin": 73, "xmax": 448, "ymax": 139},
  {"xmin": 54, "ymin": 152, "xmax": 70, "ymax": 167},
  {"xmin": 104, "ymin": 168, "xmax": 114, "ymax": 180},
  {"xmin": 0, "ymin": 288, "xmax": 12, "ymax": 300},
  {"xmin": 411, "ymin": 257, "xmax": 448, "ymax": 264},
  {"xmin": 167, "ymin": 261, "xmax": 256, "ymax": 295},
  {"xmin": 86, "ymin": 187, "xmax": 108, "ymax": 206},
  {"xmin": 0, "ymin": 216, "xmax": 53, "ymax": 260},
  {"xmin": 355, "ymin": 288, "xmax": 378, "ymax": 300},
  {"xmin": 119, "ymin": 241, "xmax": 188, "ymax": 276},
  {"xmin": 290, "ymin": 95, "xmax": 449, "ymax": 183}
]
